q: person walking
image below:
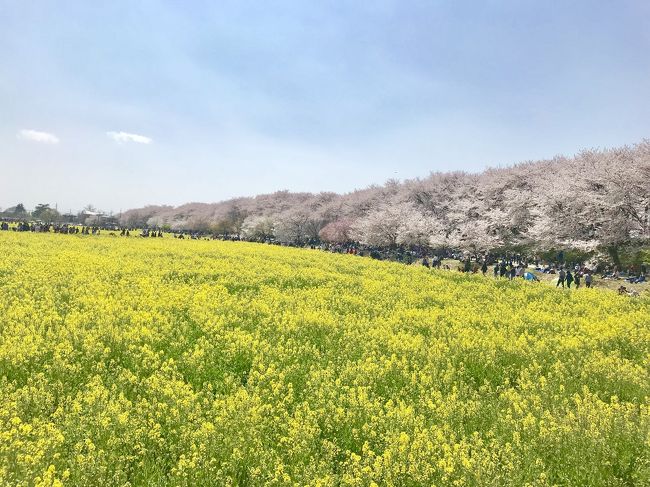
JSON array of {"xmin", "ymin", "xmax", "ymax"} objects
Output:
[
  {"xmin": 481, "ymin": 261, "xmax": 488, "ymax": 275},
  {"xmin": 557, "ymin": 268, "xmax": 566, "ymax": 288},
  {"xmin": 566, "ymin": 270, "xmax": 574, "ymax": 288},
  {"xmin": 574, "ymin": 272, "xmax": 581, "ymax": 288},
  {"xmin": 584, "ymin": 273, "xmax": 593, "ymax": 288}
]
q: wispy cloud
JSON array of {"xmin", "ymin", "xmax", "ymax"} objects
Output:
[
  {"xmin": 18, "ymin": 129, "xmax": 60, "ymax": 144},
  {"xmin": 107, "ymin": 131, "xmax": 152, "ymax": 144}
]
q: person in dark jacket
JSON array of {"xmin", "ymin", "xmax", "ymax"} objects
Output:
[
  {"xmin": 556, "ymin": 268, "xmax": 566, "ymax": 288},
  {"xmin": 566, "ymin": 270, "xmax": 574, "ymax": 288}
]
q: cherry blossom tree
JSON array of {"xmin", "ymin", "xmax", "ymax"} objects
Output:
[{"xmin": 115, "ymin": 139, "xmax": 650, "ymax": 260}]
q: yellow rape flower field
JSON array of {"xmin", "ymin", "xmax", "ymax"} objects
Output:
[{"xmin": 0, "ymin": 233, "xmax": 648, "ymax": 487}]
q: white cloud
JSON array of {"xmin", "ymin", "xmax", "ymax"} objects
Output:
[
  {"xmin": 18, "ymin": 129, "xmax": 60, "ymax": 144},
  {"xmin": 106, "ymin": 131, "xmax": 152, "ymax": 144}
]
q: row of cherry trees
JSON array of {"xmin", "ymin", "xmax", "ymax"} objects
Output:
[{"xmin": 121, "ymin": 140, "xmax": 650, "ymax": 260}]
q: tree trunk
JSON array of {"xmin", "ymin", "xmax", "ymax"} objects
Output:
[{"xmin": 608, "ymin": 245, "xmax": 621, "ymax": 268}]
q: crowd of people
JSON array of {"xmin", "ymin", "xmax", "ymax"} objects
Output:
[
  {"xmin": 416, "ymin": 255, "xmax": 647, "ymax": 293},
  {"xmin": 552, "ymin": 267, "xmax": 592, "ymax": 289},
  {"xmin": 486, "ymin": 261, "xmax": 538, "ymax": 282},
  {"xmin": 0, "ymin": 218, "xmax": 240, "ymax": 241},
  {"xmin": 136, "ymin": 228, "xmax": 163, "ymax": 238},
  {"xmin": 600, "ymin": 265, "xmax": 647, "ymax": 284},
  {"xmin": 402, "ymin": 251, "xmax": 604, "ymax": 290},
  {"xmin": 1, "ymin": 220, "xmax": 106, "ymax": 235}
]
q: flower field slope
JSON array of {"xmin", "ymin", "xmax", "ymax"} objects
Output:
[{"xmin": 0, "ymin": 233, "xmax": 648, "ymax": 486}]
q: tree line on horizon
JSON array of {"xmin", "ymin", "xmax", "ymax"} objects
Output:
[
  {"xmin": 3, "ymin": 140, "xmax": 649, "ymax": 264},
  {"xmin": 122, "ymin": 140, "xmax": 649, "ymax": 264}
]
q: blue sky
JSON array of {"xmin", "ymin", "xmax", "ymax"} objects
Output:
[{"xmin": 1, "ymin": 0, "xmax": 649, "ymax": 212}]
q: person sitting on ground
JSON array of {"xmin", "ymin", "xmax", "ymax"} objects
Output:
[{"xmin": 524, "ymin": 271, "xmax": 539, "ymax": 281}]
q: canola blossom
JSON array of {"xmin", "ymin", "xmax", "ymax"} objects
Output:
[{"xmin": 0, "ymin": 232, "xmax": 648, "ymax": 486}]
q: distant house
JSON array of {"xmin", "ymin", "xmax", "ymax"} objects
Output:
[{"xmin": 79, "ymin": 210, "xmax": 105, "ymax": 225}]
